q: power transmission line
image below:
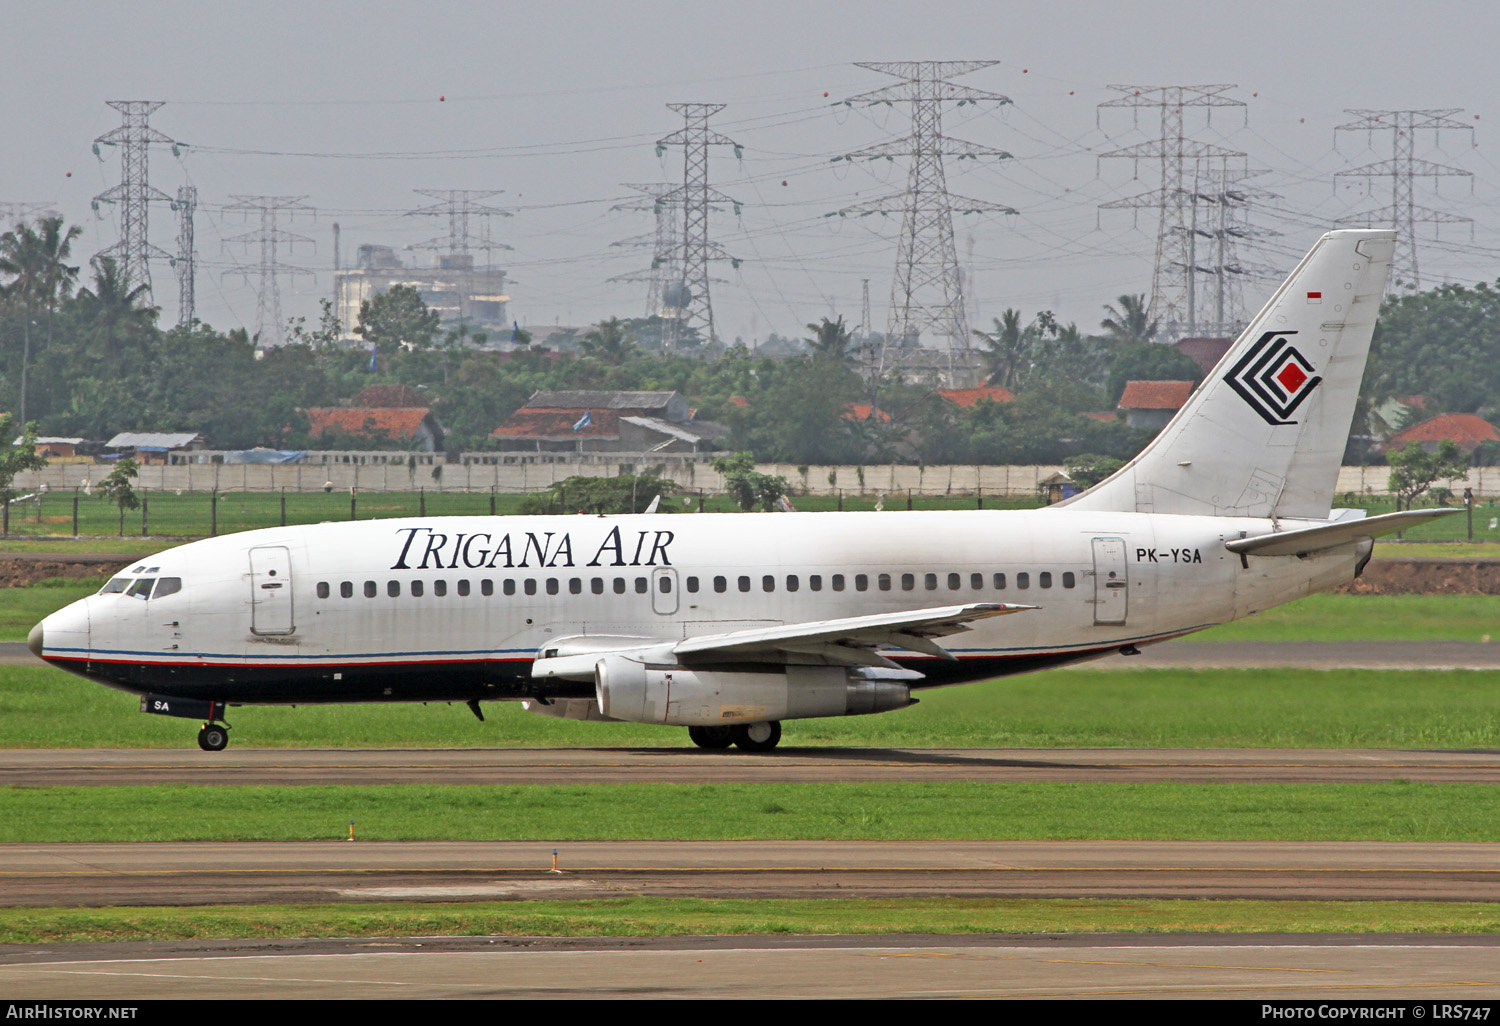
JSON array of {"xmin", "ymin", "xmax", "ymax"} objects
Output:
[
  {"xmin": 657, "ymin": 102, "xmax": 742, "ymax": 347},
  {"xmin": 1335, "ymin": 109, "xmax": 1474, "ymax": 288},
  {"xmin": 1098, "ymin": 84, "xmax": 1249, "ymax": 341},
  {"xmin": 92, "ymin": 99, "xmax": 181, "ymax": 295},
  {"xmin": 833, "ymin": 61, "xmax": 1016, "ymax": 382},
  {"xmin": 221, "ymin": 195, "xmax": 316, "ymax": 347}
]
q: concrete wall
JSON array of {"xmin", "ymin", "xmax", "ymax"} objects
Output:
[
  {"xmin": 17, "ymin": 459, "xmax": 1500, "ymax": 499},
  {"xmin": 14, "ymin": 460, "xmax": 1067, "ymax": 498}
]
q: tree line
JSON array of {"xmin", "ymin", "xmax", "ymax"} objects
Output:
[{"xmin": 1, "ymin": 215, "xmax": 1494, "ymax": 468}]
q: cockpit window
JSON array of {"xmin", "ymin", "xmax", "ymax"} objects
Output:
[
  {"xmin": 154, "ymin": 577, "xmax": 182, "ymax": 599},
  {"xmin": 99, "ymin": 577, "xmax": 131, "ymax": 594},
  {"xmin": 126, "ymin": 578, "xmax": 154, "ymax": 600}
]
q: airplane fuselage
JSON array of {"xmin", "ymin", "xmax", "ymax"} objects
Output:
[{"xmin": 35, "ymin": 508, "xmax": 1364, "ymax": 705}]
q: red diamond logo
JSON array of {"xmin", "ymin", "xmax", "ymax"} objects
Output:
[{"xmin": 1276, "ymin": 362, "xmax": 1308, "ymax": 393}]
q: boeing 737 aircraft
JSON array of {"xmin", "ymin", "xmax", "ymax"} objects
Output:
[{"xmin": 30, "ymin": 229, "xmax": 1455, "ymax": 751}]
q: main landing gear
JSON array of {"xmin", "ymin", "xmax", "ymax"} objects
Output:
[
  {"xmin": 688, "ymin": 721, "xmax": 782, "ymax": 752},
  {"xmin": 197, "ymin": 721, "xmax": 230, "ymax": 752}
]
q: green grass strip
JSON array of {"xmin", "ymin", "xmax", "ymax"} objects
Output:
[
  {"xmin": 4, "ymin": 898, "xmax": 1500, "ymax": 945},
  {"xmin": 4, "ymin": 781, "xmax": 1499, "ymax": 843},
  {"xmin": 11, "ymin": 663, "xmax": 1500, "ymax": 749}
]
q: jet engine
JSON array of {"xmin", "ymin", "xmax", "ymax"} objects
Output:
[{"xmin": 592, "ymin": 653, "xmax": 914, "ymax": 726}]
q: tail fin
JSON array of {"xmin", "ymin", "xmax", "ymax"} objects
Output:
[{"xmin": 1061, "ymin": 229, "xmax": 1395, "ymax": 519}]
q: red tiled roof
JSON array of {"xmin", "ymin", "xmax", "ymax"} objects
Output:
[
  {"xmin": 491, "ymin": 408, "xmax": 620, "ymax": 439},
  {"xmin": 843, "ymin": 404, "xmax": 892, "ymax": 423},
  {"xmin": 1390, "ymin": 413, "xmax": 1499, "ymax": 449},
  {"xmin": 1118, "ymin": 380, "xmax": 1195, "ymax": 410},
  {"xmin": 1084, "ymin": 411, "xmax": 1120, "ymax": 423},
  {"xmin": 1172, "ymin": 337, "xmax": 1233, "ymax": 376},
  {"xmin": 352, "ymin": 384, "xmax": 429, "ymax": 408},
  {"xmin": 307, "ymin": 408, "xmax": 432, "ymax": 439},
  {"xmin": 936, "ymin": 385, "xmax": 1015, "ymax": 408}
]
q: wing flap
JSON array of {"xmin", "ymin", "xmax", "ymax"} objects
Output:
[{"xmin": 673, "ymin": 602, "xmax": 1034, "ymax": 662}]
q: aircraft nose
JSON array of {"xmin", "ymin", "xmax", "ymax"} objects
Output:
[{"xmin": 27, "ymin": 621, "xmax": 43, "ymax": 659}]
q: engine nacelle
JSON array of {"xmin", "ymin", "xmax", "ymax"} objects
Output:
[{"xmin": 593, "ymin": 655, "xmax": 914, "ymax": 726}]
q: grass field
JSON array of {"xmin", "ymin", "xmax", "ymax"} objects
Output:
[
  {"xmin": 10, "ymin": 899, "xmax": 1500, "ymax": 944},
  {"xmin": 3, "ymin": 780, "xmax": 1497, "ymax": 843}
]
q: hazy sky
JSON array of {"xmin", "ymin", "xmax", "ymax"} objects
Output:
[{"xmin": 7, "ymin": 1, "xmax": 1499, "ymax": 344}]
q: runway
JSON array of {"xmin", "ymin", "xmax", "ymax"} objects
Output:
[
  {"xmin": 6, "ymin": 933, "xmax": 1500, "ymax": 999},
  {"xmin": 6, "ymin": 744, "xmax": 1500, "ymax": 785}
]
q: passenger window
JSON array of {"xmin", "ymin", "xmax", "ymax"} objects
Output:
[
  {"xmin": 1040, "ymin": 572, "xmax": 1053, "ymax": 589},
  {"xmin": 762, "ymin": 575, "xmax": 775, "ymax": 592},
  {"xmin": 738, "ymin": 576, "xmax": 751, "ymax": 592},
  {"xmin": 99, "ymin": 578, "xmax": 130, "ymax": 594},
  {"xmin": 809, "ymin": 575, "xmax": 822, "ymax": 592},
  {"xmin": 435, "ymin": 580, "xmax": 447, "ymax": 597},
  {"xmin": 949, "ymin": 573, "xmax": 961, "ymax": 590},
  {"xmin": 832, "ymin": 574, "xmax": 845, "ymax": 592},
  {"xmin": 634, "ymin": 577, "xmax": 648, "ymax": 594},
  {"xmin": 1063, "ymin": 572, "xmax": 1076, "ymax": 589},
  {"xmin": 855, "ymin": 574, "xmax": 868, "ymax": 592},
  {"xmin": 614, "ymin": 578, "xmax": 626, "ymax": 595},
  {"xmin": 714, "ymin": 576, "xmax": 727, "ymax": 594},
  {"xmin": 387, "ymin": 581, "xmax": 401, "ymax": 597},
  {"xmin": 878, "ymin": 573, "xmax": 891, "ymax": 591},
  {"xmin": 1016, "ymin": 572, "xmax": 1030, "ymax": 590},
  {"xmin": 127, "ymin": 578, "xmax": 154, "ymax": 600},
  {"xmin": 786, "ymin": 575, "xmax": 799, "ymax": 592},
  {"xmin": 925, "ymin": 573, "xmax": 938, "ymax": 591},
  {"xmin": 316, "ymin": 582, "xmax": 330, "ymax": 599},
  {"xmin": 457, "ymin": 580, "xmax": 470, "ymax": 597},
  {"xmin": 523, "ymin": 579, "xmax": 537, "ymax": 596},
  {"xmin": 568, "ymin": 578, "xmax": 582, "ymax": 595},
  {"xmin": 993, "ymin": 573, "xmax": 1006, "ymax": 590},
  {"xmin": 592, "ymin": 578, "xmax": 604, "ymax": 595},
  {"xmin": 659, "ymin": 576, "xmax": 672, "ymax": 593},
  {"xmin": 545, "ymin": 579, "xmax": 558, "ymax": 595},
  {"xmin": 155, "ymin": 577, "xmax": 182, "ymax": 599},
  {"xmin": 364, "ymin": 581, "xmax": 377, "ymax": 598},
  {"xmin": 686, "ymin": 577, "xmax": 699, "ymax": 593},
  {"xmin": 410, "ymin": 580, "xmax": 424, "ymax": 597},
  {"xmin": 340, "ymin": 581, "xmax": 353, "ymax": 599}
]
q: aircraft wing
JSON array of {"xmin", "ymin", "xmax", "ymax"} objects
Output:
[
  {"xmin": 674, "ymin": 602, "xmax": 1033, "ymax": 665},
  {"xmin": 1224, "ymin": 508, "xmax": 1461, "ymax": 558},
  {"xmin": 530, "ymin": 602, "xmax": 1034, "ymax": 681}
]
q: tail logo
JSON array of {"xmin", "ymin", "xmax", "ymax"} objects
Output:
[{"xmin": 1223, "ymin": 331, "xmax": 1322, "ymax": 425}]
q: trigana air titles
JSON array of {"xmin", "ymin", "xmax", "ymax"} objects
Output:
[{"xmin": 32, "ymin": 229, "xmax": 1453, "ymax": 752}]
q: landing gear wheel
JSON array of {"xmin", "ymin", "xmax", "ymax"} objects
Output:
[
  {"xmin": 197, "ymin": 723, "xmax": 229, "ymax": 752},
  {"xmin": 732, "ymin": 720, "xmax": 781, "ymax": 753},
  {"xmin": 688, "ymin": 725, "xmax": 735, "ymax": 749}
]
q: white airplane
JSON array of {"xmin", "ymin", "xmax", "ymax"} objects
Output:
[{"xmin": 30, "ymin": 229, "xmax": 1455, "ymax": 752}]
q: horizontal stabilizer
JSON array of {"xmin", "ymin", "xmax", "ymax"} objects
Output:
[{"xmin": 1224, "ymin": 508, "xmax": 1461, "ymax": 557}]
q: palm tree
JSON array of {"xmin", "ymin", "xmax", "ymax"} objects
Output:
[
  {"xmin": 76, "ymin": 256, "xmax": 157, "ymax": 360},
  {"xmin": 0, "ymin": 216, "xmax": 81, "ymax": 424},
  {"xmin": 580, "ymin": 316, "xmax": 636, "ymax": 365},
  {"xmin": 805, "ymin": 315, "xmax": 854, "ymax": 367},
  {"xmin": 973, "ymin": 309, "xmax": 1026, "ymax": 389},
  {"xmin": 1099, "ymin": 294, "xmax": 1158, "ymax": 347}
]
